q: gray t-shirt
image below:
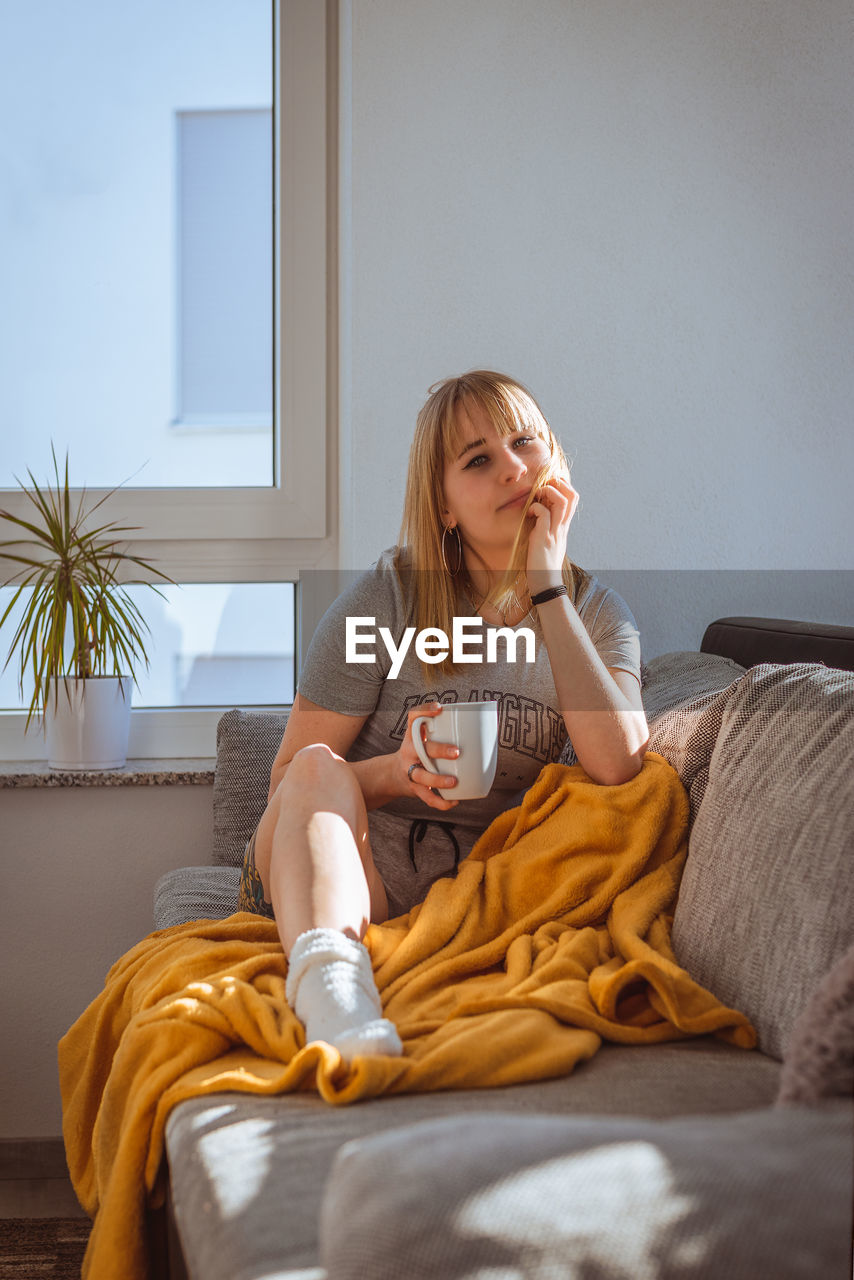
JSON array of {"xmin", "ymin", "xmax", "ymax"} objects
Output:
[{"xmin": 299, "ymin": 548, "xmax": 640, "ymax": 917}]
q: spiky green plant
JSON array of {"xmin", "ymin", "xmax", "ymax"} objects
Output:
[{"xmin": 0, "ymin": 447, "xmax": 174, "ymax": 728}]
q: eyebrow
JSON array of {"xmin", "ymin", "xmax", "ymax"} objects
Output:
[{"xmin": 455, "ymin": 437, "xmax": 486, "ymax": 461}]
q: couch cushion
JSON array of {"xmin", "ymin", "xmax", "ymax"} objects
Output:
[
  {"xmin": 672, "ymin": 663, "xmax": 854, "ymax": 1061},
  {"xmin": 212, "ymin": 709, "xmax": 289, "ymax": 866},
  {"xmin": 777, "ymin": 940, "xmax": 854, "ymax": 1105},
  {"xmin": 320, "ymin": 1105, "xmax": 853, "ymax": 1280},
  {"xmin": 165, "ymin": 1040, "xmax": 780, "ymax": 1280}
]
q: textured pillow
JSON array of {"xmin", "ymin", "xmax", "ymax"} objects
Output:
[
  {"xmin": 320, "ymin": 1108, "xmax": 854, "ymax": 1280},
  {"xmin": 777, "ymin": 941, "xmax": 854, "ymax": 1105},
  {"xmin": 212, "ymin": 709, "xmax": 289, "ymax": 866},
  {"xmin": 641, "ymin": 650, "xmax": 745, "ymax": 723},
  {"xmin": 642, "ymin": 652, "xmax": 745, "ymax": 825},
  {"xmin": 672, "ymin": 663, "xmax": 854, "ymax": 1061},
  {"xmin": 560, "ymin": 651, "xmax": 745, "ymax": 824}
]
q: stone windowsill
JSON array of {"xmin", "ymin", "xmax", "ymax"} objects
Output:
[{"xmin": 0, "ymin": 759, "xmax": 215, "ymax": 788}]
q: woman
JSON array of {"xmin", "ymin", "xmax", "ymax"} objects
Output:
[{"xmin": 238, "ymin": 370, "xmax": 649, "ymax": 1059}]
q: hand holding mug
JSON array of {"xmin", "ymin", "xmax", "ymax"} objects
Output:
[
  {"xmin": 409, "ymin": 701, "xmax": 499, "ymax": 802},
  {"xmin": 401, "ymin": 703, "xmax": 460, "ymax": 810}
]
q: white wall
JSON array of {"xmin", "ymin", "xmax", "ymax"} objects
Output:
[
  {"xmin": 0, "ymin": 785, "xmax": 213, "ymax": 1139},
  {"xmin": 339, "ymin": 0, "xmax": 854, "ymax": 648}
]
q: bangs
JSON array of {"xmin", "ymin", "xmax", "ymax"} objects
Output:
[{"xmin": 438, "ymin": 372, "xmax": 552, "ymax": 460}]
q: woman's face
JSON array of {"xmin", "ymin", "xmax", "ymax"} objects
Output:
[{"xmin": 441, "ymin": 399, "xmax": 552, "ymax": 567}]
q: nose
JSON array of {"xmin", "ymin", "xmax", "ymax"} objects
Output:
[{"xmin": 498, "ymin": 442, "xmax": 526, "ymax": 481}]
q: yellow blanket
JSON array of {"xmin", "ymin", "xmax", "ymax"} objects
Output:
[{"xmin": 59, "ymin": 754, "xmax": 754, "ymax": 1279}]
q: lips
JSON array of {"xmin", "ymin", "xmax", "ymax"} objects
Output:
[{"xmin": 499, "ymin": 489, "xmax": 532, "ymax": 511}]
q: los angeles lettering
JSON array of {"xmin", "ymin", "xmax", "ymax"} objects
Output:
[{"xmin": 390, "ymin": 691, "xmax": 566, "ymax": 765}]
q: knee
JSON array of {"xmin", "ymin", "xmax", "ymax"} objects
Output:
[
  {"xmin": 265, "ymin": 743, "xmax": 369, "ymax": 862},
  {"xmin": 290, "ymin": 741, "xmax": 341, "ymax": 774},
  {"xmin": 271, "ymin": 743, "xmax": 350, "ymax": 805}
]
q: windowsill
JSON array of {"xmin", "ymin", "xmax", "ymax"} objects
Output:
[{"xmin": 0, "ymin": 758, "xmax": 215, "ymax": 788}]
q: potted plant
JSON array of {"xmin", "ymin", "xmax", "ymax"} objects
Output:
[{"xmin": 0, "ymin": 447, "xmax": 174, "ymax": 770}]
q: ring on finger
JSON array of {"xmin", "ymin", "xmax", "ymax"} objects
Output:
[{"xmin": 407, "ymin": 761, "xmax": 419, "ymax": 782}]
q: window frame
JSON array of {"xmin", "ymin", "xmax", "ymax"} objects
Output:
[{"xmin": 0, "ymin": 0, "xmax": 338, "ymax": 761}]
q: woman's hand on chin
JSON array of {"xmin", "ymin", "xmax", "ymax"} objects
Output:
[{"xmin": 525, "ymin": 475, "xmax": 579, "ymax": 594}]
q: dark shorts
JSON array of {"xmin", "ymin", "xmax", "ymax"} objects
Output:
[{"xmin": 237, "ymin": 829, "xmax": 275, "ymax": 919}]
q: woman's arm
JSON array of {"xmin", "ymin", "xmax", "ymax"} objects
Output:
[
  {"xmin": 268, "ymin": 692, "xmax": 461, "ymax": 810},
  {"xmin": 535, "ymin": 596, "xmax": 649, "ymax": 784},
  {"xmin": 525, "ymin": 476, "xmax": 649, "ymax": 785}
]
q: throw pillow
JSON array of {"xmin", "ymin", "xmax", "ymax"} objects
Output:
[
  {"xmin": 560, "ymin": 651, "xmax": 744, "ymax": 827},
  {"xmin": 643, "ymin": 652, "xmax": 745, "ymax": 825},
  {"xmin": 640, "ymin": 650, "xmax": 745, "ymax": 723},
  {"xmin": 777, "ymin": 941, "xmax": 854, "ymax": 1104},
  {"xmin": 212, "ymin": 709, "xmax": 289, "ymax": 866},
  {"xmin": 672, "ymin": 663, "xmax": 854, "ymax": 1060}
]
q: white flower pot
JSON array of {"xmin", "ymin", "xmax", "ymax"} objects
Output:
[{"xmin": 45, "ymin": 677, "xmax": 133, "ymax": 771}]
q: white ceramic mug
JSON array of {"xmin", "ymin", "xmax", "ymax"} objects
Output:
[{"xmin": 410, "ymin": 700, "xmax": 499, "ymax": 800}]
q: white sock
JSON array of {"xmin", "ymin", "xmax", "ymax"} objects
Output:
[{"xmin": 285, "ymin": 928, "xmax": 403, "ymax": 1060}]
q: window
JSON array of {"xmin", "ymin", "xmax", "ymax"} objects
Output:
[
  {"xmin": 0, "ymin": 0, "xmax": 335, "ymax": 760},
  {"xmin": 176, "ymin": 109, "xmax": 273, "ymax": 446},
  {"xmin": 0, "ymin": 583, "xmax": 296, "ymax": 710}
]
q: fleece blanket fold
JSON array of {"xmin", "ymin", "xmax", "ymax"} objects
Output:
[{"xmin": 59, "ymin": 753, "xmax": 755, "ymax": 1279}]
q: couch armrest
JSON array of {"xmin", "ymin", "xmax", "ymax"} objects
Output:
[
  {"xmin": 154, "ymin": 867, "xmax": 241, "ymax": 931},
  {"xmin": 701, "ymin": 616, "xmax": 854, "ymax": 672}
]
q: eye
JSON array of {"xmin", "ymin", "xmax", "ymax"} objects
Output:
[{"xmin": 461, "ymin": 435, "xmax": 537, "ymax": 469}]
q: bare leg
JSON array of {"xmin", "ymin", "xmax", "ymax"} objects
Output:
[
  {"xmin": 253, "ymin": 742, "xmax": 389, "ymax": 956},
  {"xmin": 252, "ymin": 744, "xmax": 401, "ymax": 1059}
]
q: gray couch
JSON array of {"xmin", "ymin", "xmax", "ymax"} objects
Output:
[{"xmin": 153, "ymin": 617, "xmax": 854, "ymax": 1280}]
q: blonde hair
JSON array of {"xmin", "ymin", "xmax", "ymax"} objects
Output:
[{"xmin": 397, "ymin": 370, "xmax": 589, "ymax": 679}]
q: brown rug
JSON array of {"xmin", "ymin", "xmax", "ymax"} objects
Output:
[{"xmin": 0, "ymin": 1218, "xmax": 90, "ymax": 1279}]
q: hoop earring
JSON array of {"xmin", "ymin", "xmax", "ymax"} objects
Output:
[{"xmin": 441, "ymin": 524, "xmax": 463, "ymax": 576}]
